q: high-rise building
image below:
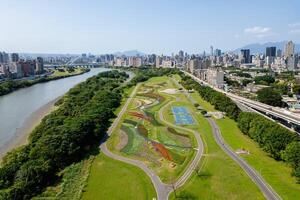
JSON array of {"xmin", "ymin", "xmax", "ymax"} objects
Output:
[
  {"xmin": 210, "ymin": 46, "xmax": 214, "ymax": 56},
  {"xmin": 284, "ymin": 41, "xmax": 295, "ymax": 57},
  {"xmin": 276, "ymin": 49, "xmax": 282, "ymax": 57},
  {"xmin": 286, "ymin": 57, "xmax": 296, "ymax": 71},
  {"xmin": 155, "ymin": 56, "xmax": 162, "ymax": 68},
  {"xmin": 35, "ymin": 57, "xmax": 44, "ymax": 74},
  {"xmin": 11, "ymin": 53, "xmax": 19, "ymax": 62},
  {"xmin": 0, "ymin": 52, "xmax": 9, "ymax": 63},
  {"xmin": 214, "ymin": 49, "xmax": 221, "ymax": 57},
  {"xmin": 9, "ymin": 62, "xmax": 23, "ymax": 78},
  {"xmin": 266, "ymin": 47, "xmax": 276, "ymax": 57},
  {"xmin": 178, "ymin": 50, "xmax": 184, "ymax": 58},
  {"xmin": 241, "ymin": 49, "xmax": 251, "ymax": 64},
  {"xmin": 128, "ymin": 57, "xmax": 142, "ymax": 67}
]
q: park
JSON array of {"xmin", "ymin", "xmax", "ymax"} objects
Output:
[{"xmin": 107, "ymin": 76, "xmax": 198, "ymax": 183}]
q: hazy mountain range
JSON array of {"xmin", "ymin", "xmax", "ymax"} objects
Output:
[
  {"xmin": 233, "ymin": 41, "xmax": 300, "ymax": 54},
  {"xmin": 14, "ymin": 42, "xmax": 300, "ymax": 57}
]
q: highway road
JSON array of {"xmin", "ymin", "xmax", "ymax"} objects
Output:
[
  {"xmin": 207, "ymin": 118, "xmax": 282, "ymax": 200},
  {"xmin": 182, "ymin": 70, "xmax": 300, "ymax": 128},
  {"xmin": 100, "ymin": 81, "xmax": 204, "ymax": 200}
]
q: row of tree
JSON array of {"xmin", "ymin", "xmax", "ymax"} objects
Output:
[
  {"xmin": 0, "ymin": 70, "xmax": 128, "ymax": 199},
  {"xmin": 237, "ymin": 112, "xmax": 300, "ymax": 181},
  {"xmin": 0, "ymin": 68, "xmax": 89, "ymax": 96},
  {"xmin": 180, "ymin": 75, "xmax": 241, "ymax": 120},
  {"xmin": 179, "ymin": 73, "xmax": 300, "ymax": 182}
]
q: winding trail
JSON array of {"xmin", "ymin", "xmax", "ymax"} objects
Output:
[
  {"xmin": 158, "ymin": 100, "xmax": 204, "ymax": 191},
  {"xmin": 100, "ymin": 80, "xmax": 204, "ymax": 200},
  {"xmin": 172, "ymin": 77, "xmax": 281, "ymax": 200},
  {"xmin": 207, "ymin": 118, "xmax": 282, "ymax": 200}
]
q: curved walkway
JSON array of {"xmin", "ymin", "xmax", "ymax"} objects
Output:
[
  {"xmin": 207, "ymin": 118, "xmax": 282, "ymax": 200},
  {"xmin": 172, "ymin": 77, "xmax": 282, "ymax": 200},
  {"xmin": 158, "ymin": 100, "xmax": 204, "ymax": 193},
  {"xmin": 100, "ymin": 82, "xmax": 204, "ymax": 200}
]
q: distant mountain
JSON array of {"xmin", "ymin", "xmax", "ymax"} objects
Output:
[
  {"xmin": 234, "ymin": 41, "xmax": 300, "ymax": 54},
  {"xmin": 113, "ymin": 50, "xmax": 145, "ymax": 57}
]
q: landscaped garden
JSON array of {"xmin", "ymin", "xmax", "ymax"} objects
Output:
[{"xmin": 107, "ymin": 76, "xmax": 196, "ymax": 183}]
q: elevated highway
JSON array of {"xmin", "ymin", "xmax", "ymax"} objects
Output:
[{"xmin": 182, "ymin": 70, "xmax": 300, "ymax": 133}]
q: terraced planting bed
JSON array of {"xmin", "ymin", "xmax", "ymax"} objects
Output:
[{"xmin": 107, "ymin": 77, "xmax": 196, "ymax": 182}]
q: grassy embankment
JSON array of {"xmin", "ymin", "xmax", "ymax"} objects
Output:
[
  {"xmin": 106, "ymin": 75, "xmax": 265, "ymax": 199},
  {"xmin": 162, "ymin": 75, "xmax": 264, "ymax": 199},
  {"xmin": 34, "ymin": 85, "xmax": 156, "ymax": 200},
  {"xmin": 186, "ymin": 83, "xmax": 300, "ymax": 199},
  {"xmin": 0, "ymin": 67, "xmax": 88, "ymax": 96},
  {"xmin": 82, "ymin": 85, "xmax": 157, "ymax": 200},
  {"xmin": 49, "ymin": 67, "xmax": 86, "ymax": 77}
]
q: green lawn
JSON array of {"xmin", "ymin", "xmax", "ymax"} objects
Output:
[
  {"xmin": 82, "ymin": 154, "xmax": 156, "ymax": 200},
  {"xmin": 216, "ymin": 118, "xmax": 300, "ymax": 199},
  {"xmin": 144, "ymin": 75, "xmax": 265, "ymax": 199},
  {"xmin": 50, "ymin": 67, "xmax": 84, "ymax": 77},
  {"xmin": 190, "ymin": 87, "xmax": 300, "ymax": 199},
  {"xmin": 168, "ymin": 92, "xmax": 264, "ymax": 199}
]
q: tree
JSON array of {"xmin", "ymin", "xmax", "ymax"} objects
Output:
[
  {"xmin": 282, "ymin": 142, "xmax": 300, "ymax": 169},
  {"xmin": 282, "ymin": 142, "xmax": 300, "ymax": 182},
  {"xmin": 254, "ymin": 75, "xmax": 275, "ymax": 85},
  {"xmin": 201, "ymin": 110, "xmax": 207, "ymax": 115},
  {"xmin": 194, "ymin": 103, "xmax": 200, "ymax": 107},
  {"xmin": 293, "ymin": 84, "xmax": 300, "ymax": 95},
  {"xmin": 257, "ymin": 87, "xmax": 283, "ymax": 107}
]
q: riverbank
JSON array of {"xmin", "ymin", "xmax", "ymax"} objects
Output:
[
  {"xmin": 0, "ymin": 68, "xmax": 90, "ymax": 97},
  {"xmin": 0, "ymin": 97, "xmax": 59, "ymax": 159}
]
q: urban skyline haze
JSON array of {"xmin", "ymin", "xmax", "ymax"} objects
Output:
[{"xmin": 0, "ymin": 0, "xmax": 300, "ymax": 54}]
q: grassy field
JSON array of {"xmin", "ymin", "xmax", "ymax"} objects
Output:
[
  {"xmin": 82, "ymin": 154, "xmax": 156, "ymax": 200},
  {"xmin": 50, "ymin": 67, "xmax": 85, "ymax": 77},
  {"xmin": 189, "ymin": 87, "xmax": 300, "ymax": 199},
  {"xmin": 166, "ymin": 76, "xmax": 264, "ymax": 199},
  {"xmin": 217, "ymin": 118, "xmax": 300, "ymax": 199},
  {"xmin": 107, "ymin": 75, "xmax": 265, "ymax": 199}
]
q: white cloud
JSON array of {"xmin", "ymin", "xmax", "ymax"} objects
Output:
[
  {"xmin": 244, "ymin": 26, "xmax": 273, "ymax": 38},
  {"xmin": 234, "ymin": 34, "xmax": 240, "ymax": 38},
  {"xmin": 288, "ymin": 22, "xmax": 300, "ymax": 28},
  {"xmin": 244, "ymin": 26, "xmax": 271, "ymax": 34},
  {"xmin": 289, "ymin": 29, "xmax": 300, "ymax": 34}
]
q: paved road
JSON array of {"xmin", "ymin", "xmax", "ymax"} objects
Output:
[{"xmin": 207, "ymin": 118, "xmax": 282, "ymax": 200}]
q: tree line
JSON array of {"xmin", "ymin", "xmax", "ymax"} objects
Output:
[
  {"xmin": 0, "ymin": 68, "xmax": 89, "ymax": 96},
  {"xmin": 0, "ymin": 70, "xmax": 128, "ymax": 199},
  {"xmin": 0, "ymin": 67, "xmax": 181, "ymax": 199},
  {"xmin": 180, "ymin": 75, "xmax": 240, "ymax": 120},
  {"xmin": 179, "ymin": 73, "xmax": 300, "ymax": 182}
]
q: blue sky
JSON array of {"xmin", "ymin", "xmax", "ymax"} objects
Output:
[{"xmin": 0, "ymin": 0, "xmax": 299, "ymax": 54}]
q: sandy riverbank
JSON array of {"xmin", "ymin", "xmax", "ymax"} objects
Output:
[{"xmin": 0, "ymin": 97, "xmax": 60, "ymax": 160}]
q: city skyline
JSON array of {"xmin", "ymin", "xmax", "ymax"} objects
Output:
[{"xmin": 0, "ymin": 0, "xmax": 300, "ymax": 54}]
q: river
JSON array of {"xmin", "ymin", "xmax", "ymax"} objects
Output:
[{"xmin": 0, "ymin": 67, "xmax": 110, "ymax": 157}]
